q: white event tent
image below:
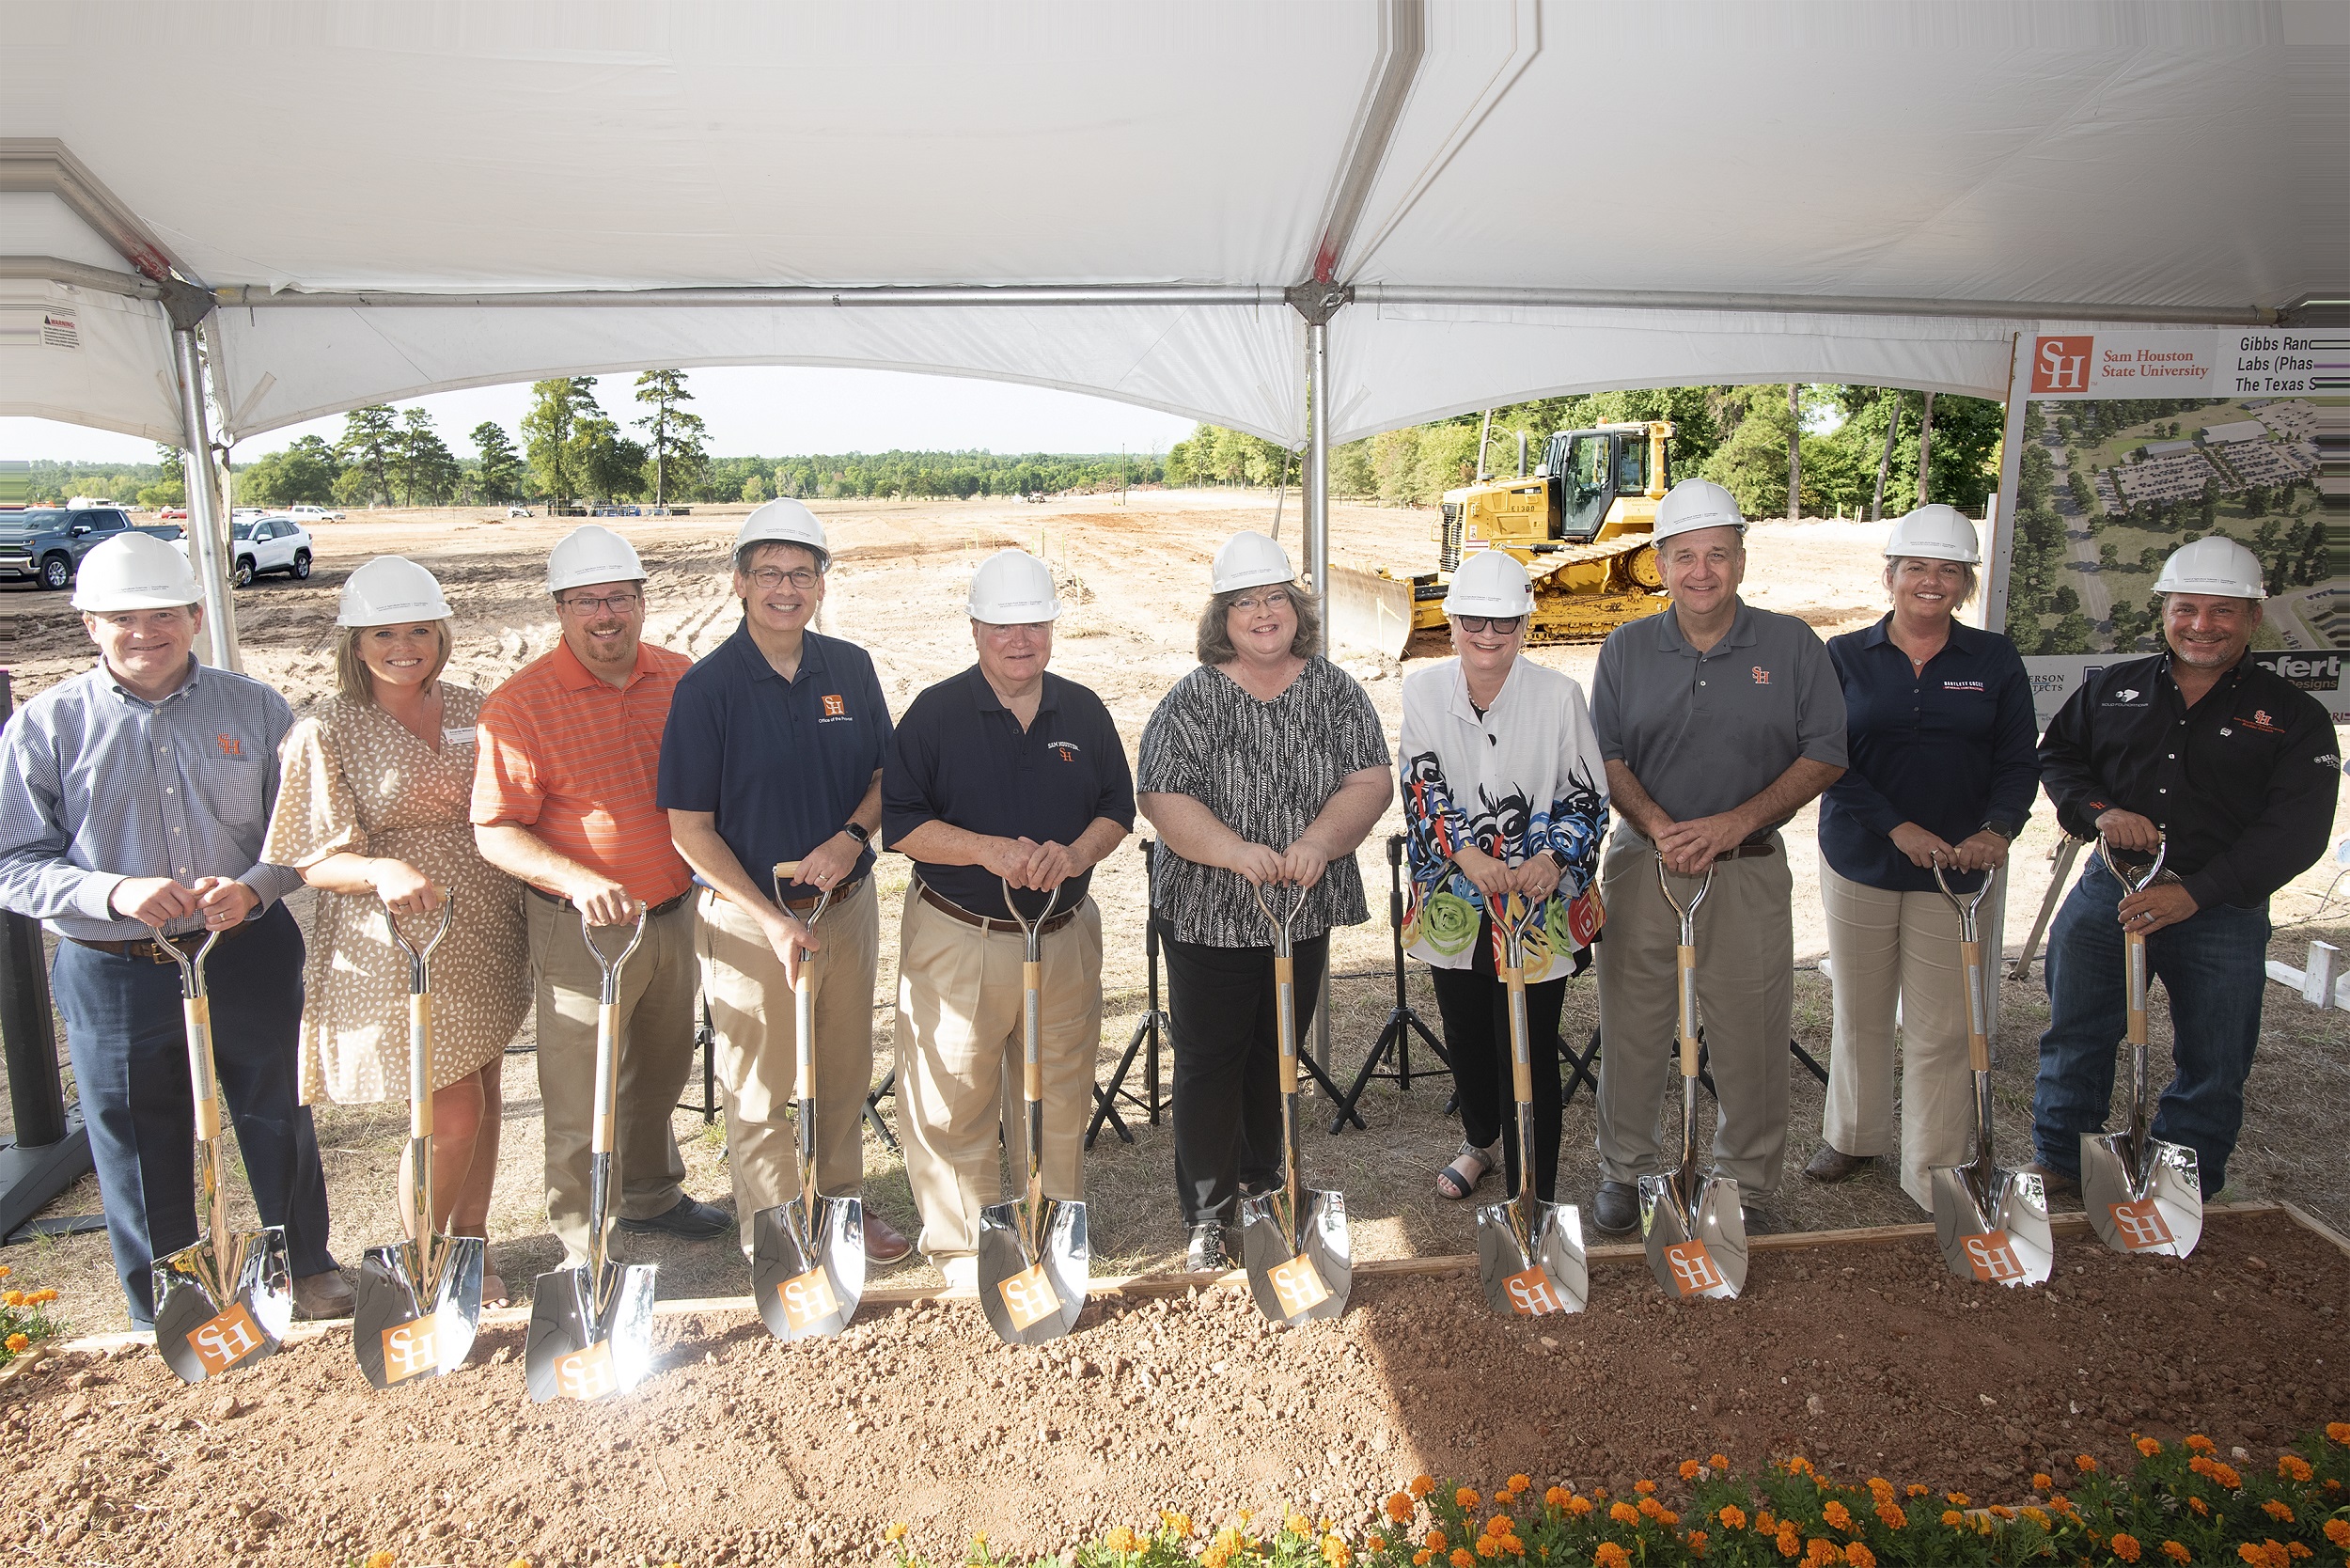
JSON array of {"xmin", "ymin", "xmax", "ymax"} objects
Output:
[{"xmin": 4, "ymin": 0, "xmax": 2342, "ymax": 664}]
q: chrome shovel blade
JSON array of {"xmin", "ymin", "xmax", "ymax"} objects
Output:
[
  {"xmin": 2081, "ymin": 1132, "xmax": 2202, "ymax": 1259},
  {"xmin": 977, "ymin": 1196, "xmax": 1089, "ymax": 1345},
  {"xmin": 151, "ymin": 1226, "xmax": 293, "ymax": 1384},
  {"xmin": 1239, "ymin": 1187, "xmax": 1352, "ymax": 1323},
  {"xmin": 1637, "ymin": 1172, "xmax": 1747, "ymax": 1301},
  {"xmin": 1930, "ymin": 1165, "xmax": 2054, "ymax": 1288},
  {"xmin": 1476, "ymin": 1194, "xmax": 1588, "ymax": 1316},
  {"xmin": 751, "ymin": 1196, "xmax": 866, "ymax": 1341},
  {"xmin": 523, "ymin": 1261, "xmax": 659, "ymax": 1402},
  {"xmin": 352, "ymin": 1234, "xmax": 485, "ymax": 1388}
]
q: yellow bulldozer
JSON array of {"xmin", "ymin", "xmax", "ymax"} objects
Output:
[{"xmin": 1327, "ymin": 418, "xmax": 1678, "ymax": 658}]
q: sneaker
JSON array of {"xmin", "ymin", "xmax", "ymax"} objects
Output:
[
  {"xmin": 1590, "ymin": 1180, "xmax": 1640, "ymax": 1237},
  {"xmin": 1185, "ymin": 1221, "xmax": 1235, "ymax": 1273},
  {"xmin": 863, "ymin": 1210, "xmax": 914, "ymax": 1267},
  {"xmin": 938, "ymin": 1254, "xmax": 979, "ymax": 1294},
  {"xmin": 291, "ymin": 1269, "xmax": 354, "ymax": 1321},
  {"xmin": 616, "ymin": 1195, "xmax": 733, "ymax": 1240},
  {"xmin": 1802, "ymin": 1144, "xmax": 1873, "ymax": 1184}
]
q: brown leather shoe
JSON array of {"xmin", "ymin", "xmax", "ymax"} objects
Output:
[
  {"xmin": 863, "ymin": 1209, "xmax": 914, "ymax": 1267},
  {"xmin": 291, "ymin": 1269, "xmax": 354, "ymax": 1321},
  {"xmin": 1802, "ymin": 1144, "xmax": 1873, "ymax": 1184}
]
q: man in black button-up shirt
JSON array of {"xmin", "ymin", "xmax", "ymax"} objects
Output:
[{"xmin": 2030, "ymin": 539, "xmax": 2338, "ymax": 1198}]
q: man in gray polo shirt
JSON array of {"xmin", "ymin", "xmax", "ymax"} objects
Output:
[{"xmin": 1587, "ymin": 478, "xmax": 1847, "ymax": 1236}]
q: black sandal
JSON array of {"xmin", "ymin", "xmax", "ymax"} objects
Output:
[{"xmin": 1434, "ymin": 1141, "xmax": 1496, "ymax": 1200}]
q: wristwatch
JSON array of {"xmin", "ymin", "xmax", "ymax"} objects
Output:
[
  {"xmin": 842, "ymin": 823, "xmax": 871, "ymax": 846},
  {"xmin": 1543, "ymin": 848, "xmax": 1570, "ymax": 872},
  {"xmin": 1979, "ymin": 821, "xmax": 2015, "ymax": 841}
]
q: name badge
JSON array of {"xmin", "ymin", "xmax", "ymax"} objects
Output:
[{"xmin": 444, "ymin": 726, "xmax": 478, "ymax": 747}]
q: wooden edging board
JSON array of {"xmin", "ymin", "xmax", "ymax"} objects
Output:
[{"xmin": 39, "ymin": 1199, "xmax": 2311, "ymax": 1358}]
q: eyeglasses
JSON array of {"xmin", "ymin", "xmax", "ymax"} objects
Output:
[
  {"xmin": 1455, "ymin": 616, "xmax": 1524, "ymax": 635},
  {"xmin": 745, "ymin": 566, "xmax": 821, "ymax": 591},
  {"xmin": 1230, "ymin": 590, "xmax": 1293, "ymax": 614},
  {"xmin": 558, "ymin": 591, "xmax": 643, "ymax": 616}
]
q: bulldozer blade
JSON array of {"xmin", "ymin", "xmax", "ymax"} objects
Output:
[
  {"xmin": 751, "ymin": 1196, "xmax": 866, "ymax": 1341},
  {"xmin": 1239, "ymin": 1187, "xmax": 1352, "ymax": 1322},
  {"xmin": 1475, "ymin": 1193, "xmax": 1588, "ymax": 1316},
  {"xmin": 977, "ymin": 1196, "xmax": 1089, "ymax": 1345},
  {"xmin": 2080, "ymin": 1133, "xmax": 2202, "ymax": 1259},
  {"xmin": 1324, "ymin": 565, "xmax": 1415, "ymax": 661},
  {"xmin": 151, "ymin": 1226, "xmax": 292, "ymax": 1385},
  {"xmin": 523, "ymin": 1260, "xmax": 659, "ymax": 1403},
  {"xmin": 1930, "ymin": 1164, "xmax": 2053, "ymax": 1288},
  {"xmin": 1637, "ymin": 1171, "xmax": 1747, "ymax": 1301},
  {"xmin": 352, "ymin": 1234, "xmax": 485, "ymax": 1388}
]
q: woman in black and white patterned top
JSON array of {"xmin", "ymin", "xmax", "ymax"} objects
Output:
[{"xmin": 1136, "ymin": 530, "xmax": 1391, "ymax": 1272}]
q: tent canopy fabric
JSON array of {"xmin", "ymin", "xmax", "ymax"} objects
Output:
[{"xmin": 3, "ymin": 0, "xmax": 2342, "ymax": 448}]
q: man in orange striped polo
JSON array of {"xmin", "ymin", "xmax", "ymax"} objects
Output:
[{"xmin": 472, "ymin": 525, "xmax": 730, "ymax": 1267}]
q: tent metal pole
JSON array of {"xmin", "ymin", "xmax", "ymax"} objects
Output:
[
  {"xmin": 1305, "ymin": 313, "xmax": 1334, "ymax": 1072},
  {"xmin": 170, "ymin": 324, "xmax": 241, "ymax": 671},
  {"xmin": 1357, "ymin": 283, "xmax": 2279, "ymax": 328},
  {"xmin": 213, "ymin": 282, "xmax": 1273, "ymax": 310}
]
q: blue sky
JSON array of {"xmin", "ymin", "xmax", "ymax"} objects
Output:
[{"xmin": 4, "ymin": 365, "xmax": 1204, "ymax": 464}]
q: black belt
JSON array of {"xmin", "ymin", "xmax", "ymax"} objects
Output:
[
  {"xmin": 1629, "ymin": 829, "xmax": 1777, "ymax": 860},
  {"xmin": 917, "ymin": 881, "xmax": 1080, "ymax": 935},
  {"xmin": 69, "ymin": 919, "xmax": 254, "ymax": 963},
  {"xmin": 529, "ymin": 885, "xmax": 690, "ymax": 919}
]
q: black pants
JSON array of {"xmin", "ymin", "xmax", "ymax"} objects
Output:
[
  {"xmin": 1431, "ymin": 913, "xmax": 1571, "ymax": 1202},
  {"xmin": 1162, "ymin": 932, "xmax": 1329, "ymax": 1226}
]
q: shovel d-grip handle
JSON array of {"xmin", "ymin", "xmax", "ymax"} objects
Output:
[
  {"xmin": 2092, "ymin": 835, "xmax": 2165, "ymax": 1051},
  {"xmin": 1252, "ymin": 879, "xmax": 1308, "ymax": 1093},
  {"xmin": 1934, "ymin": 865, "xmax": 1994, "ymax": 1073},
  {"xmin": 1495, "ymin": 891, "xmax": 1541, "ymax": 1105},
  {"xmin": 773, "ymin": 861, "xmax": 838, "ymax": 1121},
  {"xmin": 999, "ymin": 876, "xmax": 1065, "ymax": 1106},
  {"xmin": 387, "ymin": 893, "xmax": 456, "ymax": 1144},
  {"xmin": 580, "ymin": 906, "xmax": 648, "ymax": 1159},
  {"xmin": 150, "ymin": 926, "xmax": 224, "ymax": 1134}
]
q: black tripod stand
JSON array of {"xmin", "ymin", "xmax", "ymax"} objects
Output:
[
  {"xmin": 1331, "ymin": 834, "xmax": 1449, "ymax": 1133},
  {"xmin": 1087, "ymin": 839, "xmax": 1174, "ymax": 1149}
]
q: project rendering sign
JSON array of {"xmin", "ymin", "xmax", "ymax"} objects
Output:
[{"xmin": 1986, "ymin": 325, "xmax": 2345, "ymax": 726}]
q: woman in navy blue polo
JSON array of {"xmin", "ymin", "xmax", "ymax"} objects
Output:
[{"xmin": 1809, "ymin": 504, "xmax": 2040, "ymax": 1211}]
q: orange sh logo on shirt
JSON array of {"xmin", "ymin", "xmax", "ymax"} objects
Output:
[
  {"xmin": 213, "ymin": 734, "xmax": 243, "ymax": 758},
  {"xmin": 821, "ymin": 695, "xmax": 847, "ymax": 718},
  {"xmin": 2240, "ymin": 709, "xmax": 2284, "ymax": 734},
  {"xmin": 1048, "ymin": 741, "xmax": 1080, "ymax": 763},
  {"xmin": 1750, "ymin": 666, "xmax": 1771, "ymax": 685}
]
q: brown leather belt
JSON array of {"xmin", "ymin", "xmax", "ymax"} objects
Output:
[
  {"xmin": 918, "ymin": 881, "xmax": 1080, "ymax": 935},
  {"xmin": 1629, "ymin": 829, "xmax": 1777, "ymax": 860},
  {"xmin": 70, "ymin": 920, "xmax": 253, "ymax": 963},
  {"xmin": 781, "ymin": 873, "xmax": 865, "ymax": 916},
  {"xmin": 529, "ymin": 885, "xmax": 691, "ymax": 919}
]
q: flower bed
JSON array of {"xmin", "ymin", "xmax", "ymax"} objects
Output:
[
  {"xmin": 886, "ymin": 1427, "xmax": 2350, "ymax": 1568},
  {"xmin": 0, "ymin": 1264, "xmax": 65, "ymax": 1366}
]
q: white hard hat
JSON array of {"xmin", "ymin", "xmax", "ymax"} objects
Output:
[
  {"xmin": 966, "ymin": 549, "xmax": 1061, "ymax": 624},
  {"xmin": 735, "ymin": 499, "xmax": 829, "ymax": 566},
  {"xmin": 1650, "ymin": 478, "xmax": 1746, "ymax": 543},
  {"xmin": 2154, "ymin": 536, "xmax": 2265, "ymax": 600},
  {"xmin": 546, "ymin": 524, "xmax": 646, "ymax": 595},
  {"xmin": 1441, "ymin": 550, "xmax": 1535, "ymax": 618},
  {"xmin": 337, "ymin": 556, "xmax": 452, "ymax": 627},
  {"xmin": 1212, "ymin": 529, "xmax": 1292, "ymax": 594},
  {"xmin": 70, "ymin": 532, "xmax": 200, "ymax": 612},
  {"xmin": 1884, "ymin": 504, "xmax": 1982, "ymax": 565}
]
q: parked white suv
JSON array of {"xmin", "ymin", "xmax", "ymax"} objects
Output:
[
  {"xmin": 172, "ymin": 513, "xmax": 314, "ymax": 587},
  {"xmin": 285, "ymin": 503, "xmax": 344, "ymax": 523}
]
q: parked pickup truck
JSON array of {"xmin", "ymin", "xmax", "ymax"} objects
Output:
[{"xmin": 0, "ymin": 507, "xmax": 186, "ymax": 591}]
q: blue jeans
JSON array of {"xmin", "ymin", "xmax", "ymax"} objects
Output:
[
  {"xmin": 2032, "ymin": 860, "xmax": 2269, "ymax": 1196},
  {"xmin": 52, "ymin": 902, "xmax": 333, "ymax": 1327}
]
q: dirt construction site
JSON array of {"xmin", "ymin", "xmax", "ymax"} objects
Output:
[{"xmin": 4, "ymin": 492, "xmax": 2348, "ymax": 1566}]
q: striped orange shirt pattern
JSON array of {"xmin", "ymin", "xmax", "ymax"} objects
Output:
[{"xmin": 470, "ymin": 638, "xmax": 694, "ymax": 905}]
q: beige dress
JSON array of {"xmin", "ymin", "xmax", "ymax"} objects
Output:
[{"xmin": 264, "ymin": 686, "xmax": 528, "ymax": 1105}]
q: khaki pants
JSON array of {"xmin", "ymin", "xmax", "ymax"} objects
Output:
[
  {"xmin": 895, "ymin": 885, "xmax": 1103, "ymax": 1262},
  {"xmin": 1594, "ymin": 829, "xmax": 1793, "ymax": 1200},
  {"xmin": 1820, "ymin": 860, "xmax": 2009, "ymax": 1212},
  {"xmin": 696, "ymin": 879, "xmax": 881, "ymax": 1253},
  {"xmin": 526, "ymin": 892, "xmax": 697, "ymax": 1266}
]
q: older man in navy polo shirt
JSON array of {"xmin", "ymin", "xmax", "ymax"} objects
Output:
[
  {"xmin": 660, "ymin": 501, "xmax": 911, "ymax": 1265},
  {"xmin": 883, "ymin": 550, "xmax": 1134, "ymax": 1290}
]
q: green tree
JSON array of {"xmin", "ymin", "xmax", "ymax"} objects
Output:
[
  {"xmin": 634, "ymin": 370, "xmax": 709, "ymax": 510},
  {"xmin": 742, "ymin": 472, "xmax": 768, "ymax": 504},
  {"xmin": 392, "ymin": 408, "xmax": 461, "ymax": 505},
  {"xmin": 470, "ymin": 422, "xmax": 525, "ymax": 502},
  {"xmin": 136, "ymin": 444, "xmax": 186, "ymax": 509},
  {"xmin": 240, "ymin": 435, "xmax": 340, "ymax": 506},
  {"xmin": 337, "ymin": 405, "xmax": 400, "ymax": 505},
  {"xmin": 524, "ymin": 378, "xmax": 601, "ymax": 509},
  {"xmin": 1700, "ymin": 384, "xmax": 1803, "ymax": 517}
]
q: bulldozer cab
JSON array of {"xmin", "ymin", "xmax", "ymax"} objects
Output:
[{"xmin": 1545, "ymin": 422, "xmax": 1668, "ymax": 541}]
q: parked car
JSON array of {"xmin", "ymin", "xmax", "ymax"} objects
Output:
[
  {"xmin": 166, "ymin": 513, "xmax": 314, "ymax": 587},
  {"xmin": 0, "ymin": 507, "xmax": 189, "ymax": 590},
  {"xmin": 157, "ymin": 506, "xmax": 188, "ymax": 520},
  {"xmin": 285, "ymin": 503, "xmax": 344, "ymax": 523}
]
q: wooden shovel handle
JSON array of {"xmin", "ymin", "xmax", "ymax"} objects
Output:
[{"xmin": 1961, "ymin": 939, "xmax": 1990, "ymax": 1074}]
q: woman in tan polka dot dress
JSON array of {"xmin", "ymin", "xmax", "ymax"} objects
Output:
[{"xmin": 263, "ymin": 557, "xmax": 527, "ymax": 1301}]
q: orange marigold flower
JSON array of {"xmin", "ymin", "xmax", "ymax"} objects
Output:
[
  {"xmin": 1906, "ymin": 1484, "xmax": 1931, "ymax": 1498},
  {"xmin": 1412, "ymin": 1476, "xmax": 1437, "ymax": 1498},
  {"xmin": 885, "ymin": 1522, "xmax": 908, "ymax": 1544},
  {"xmin": 1414, "ymin": 1554, "xmax": 1432, "ymax": 1567},
  {"xmin": 2112, "ymin": 1534, "xmax": 2142, "ymax": 1562},
  {"xmin": 1426, "ymin": 1530, "xmax": 1449, "ymax": 1553},
  {"xmin": 2022, "ymin": 1508, "xmax": 2051, "ymax": 1529},
  {"xmin": 1456, "ymin": 1488, "xmax": 1481, "ymax": 1511},
  {"xmin": 1804, "ymin": 1539, "xmax": 1841, "ymax": 1567},
  {"xmin": 1844, "ymin": 1547, "xmax": 1876, "ymax": 1568},
  {"xmin": 1322, "ymin": 1536, "xmax": 1352, "ymax": 1567},
  {"xmin": 1638, "ymin": 1497, "xmax": 1666, "ymax": 1520},
  {"xmin": 2326, "ymin": 1421, "xmax": 2350, "ymax": 1446},
  {"xmin": 1370, "ymin": 1539, "xmax": 1386, "ymax": 1555},
  {"xmin": 1719, "ymin": 1505, "xmax": 1748, "ymax": 1531},
  {"xmin": 2138, "ymin": 1436, "xmax": 2163, "ymax": 1457},
  {"xmin": 1287, "ymin": 1513, "xmax": 1312, "ymax": 1538},
  {"xmin": 1755, "ymin": 1511, "xmax": 1778, "ymax": 1533},
  {"xmin": 2186, "ymin": 1435, "xmax": 2217, "ymax": 1454},
  {"xmin": 1543, "ymin": 1486, "xmax": 1569, "ymax": 1511},
  {"xmin": 1387, "ymin": 1493, "xmax": 1417, "ymax": 1525},
  {"xmin": 1594, "ymin": 1546, "xmax": 1631, "ymax": 1568},
  {"xmin": 1103, "ymin": 1526, "xmax": 1141, "ymax": 1553},
  {"xmin": 1507, "ymin": 1474, "xmax": 1531, "ymax": 1495},
  {"xmin": 1610, "ymin": 1501, "xmax": 1640, "ymax": 1526},
  {"xmin": 1450, "ymin": 1550, "xmax": 1476, "ymax": 1568},
  {"xmin": 2325, "ymin": 1520, "xmax": 2350, "ymax": 1549},
  {"xmin": 2262, "ymin": 1499, "xmax": 2295, "ymax": 1523},
  {"xmin": 2076, "ymin": 1454, "xmax": 2099, "ymax": 1472},
  {"xmin": 1469, "ymin": 1544, "xmax": 1497, "ymax": 1564},
  {"xmin": 1942, "ymin": 1512, "xmax": 1966, "ymax": 1529},
  {"xmin": 1163, "ymin": 1511, "xmax": 1195, "ymax": 1540},
  {"xmin": 1681, "ymin": 1459, "xmax": 1703, "ymax": 1481},
  {"xmin": 1946, "ymin": 1492, "xmax": 1970, "ymax": 1506},
  {"xmin": 1776, "ymin": 1523, "xmax": 1802, "ymax": 1560},
  {"xmin": 2190, "ymin": 1497, "xmax": 2211, "ymax": 1517},
  {"xmin": 2, "ymin": 1333, "xmax": 26, "ymax": 1355},
  {"xmin": 1566, "ymin": 1496, "xmax": 1593, "ymax": 1518},
  {"xmin": 1788, "ymin": 1456, "xmax": 1817, "ymax": 1477},
  {"xmin": 1874, "ymin": 1502, "xmax": 1906, "ymax": 1530},
  {"xmin": 1636, "ymin": 1479, "xmax": 1658, "ymax": 1495},
  {"xmin": 2161, "ymin": 1544, "xmax": 2191, "ymax": 1564},
  {"xmin": 2032, "ymin": 1473, "xmax": 2055, "ymax": 1492},
  {"xmin": 2278, "ymin": 1455, "xmax": 2313, "ymax": 1482},
  {"xmin": 1823, "ymin": 1501, "xmax": 1853, "ymax": 1532},
  {"xmin": 1687, "ymin": 1530, "xmax": 1710, "ymax": 1557},
  {"xmin": 2284, "ymin": 1544, "xmax": 2311, "ymax": 1561},
  {"xmin": 1659, "ymin": 1509, "xmax": 1681, "ymax": 1528},
  {"xmin": 1710, "ymin": 1453, "xmax": 1731, "ymax": 1471},
  {"xmin": 2233, "ymin": 1544, "xmax": 2279, "ymax": 1568},
  {"xmin": 1486, "ymin": 1514, "xmax": 1515, "ymax": 1539},
  {"xmin": 2213, "ymin": 1463, "xmax": 2243, "ymax": 1489},
  {"xmin": 1866, "ymin": 1477, "xmax": 1894, "ymax": 1503}
]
